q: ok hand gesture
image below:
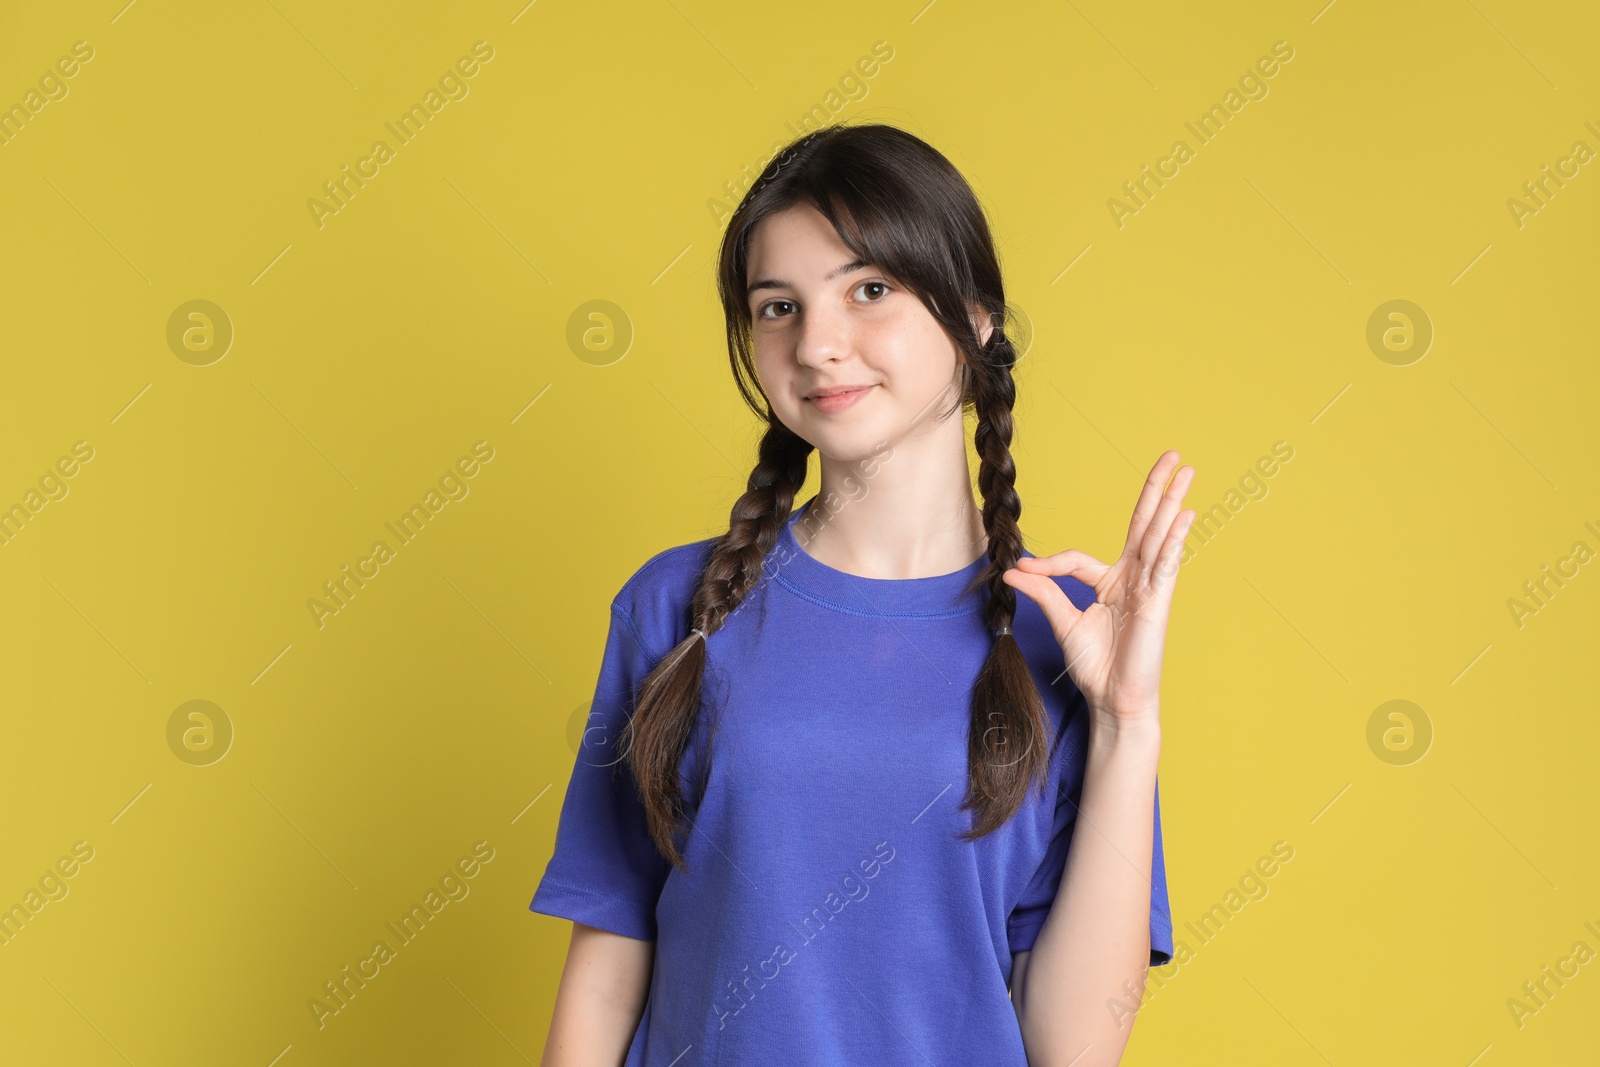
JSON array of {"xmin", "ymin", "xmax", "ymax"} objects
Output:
[{"xmin": 1002, "ymin": 450, "xmax": 1196, "ymax": 732}]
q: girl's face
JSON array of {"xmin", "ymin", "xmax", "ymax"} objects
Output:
[{"xmin": 745, "ymin": 203, "xmax": 983, "ymax": 463}]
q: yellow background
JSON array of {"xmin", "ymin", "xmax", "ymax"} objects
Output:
[{"xmin": 2, "ymin": 0, "xmax": 1597, "ymax": 1063}]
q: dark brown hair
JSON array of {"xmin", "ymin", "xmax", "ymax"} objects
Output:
[{"xmin": 622, "ymin": 121, "xmax": 1051, "ymax": 871}]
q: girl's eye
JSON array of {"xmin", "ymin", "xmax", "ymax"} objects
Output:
[{"xmin": 755, "ymin": 281, "xmax": 891, "ymax": 320}]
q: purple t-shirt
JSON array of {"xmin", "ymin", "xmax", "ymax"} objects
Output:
[{"xmin": 531, "ymin": 495, "xmax": 1174, "ymax": 1064}]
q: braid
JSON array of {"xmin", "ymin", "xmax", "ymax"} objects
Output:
[
  {"xmin": 623, "ymin": 419, "xmax": 813, "ymax": 871},
  {"xmin": 690, "ymin": 422, "xmax": 814, "ymax": 637},
  {"xmin": 959, "ymin": 331, "xmax": 1054, "ymax": 839},
  {"xmin": 973, "ymin": 338, "xmax": 1026, "ymax": 635}
]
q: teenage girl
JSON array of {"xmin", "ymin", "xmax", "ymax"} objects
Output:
[{"xmin": 532, "ymin": 122, "xmax": 1196, "ymax": 1067}]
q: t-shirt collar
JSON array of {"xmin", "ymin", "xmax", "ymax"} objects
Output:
[{"xmin": 770, "ymin": 494, "xmax": 997, "ymax": 618}]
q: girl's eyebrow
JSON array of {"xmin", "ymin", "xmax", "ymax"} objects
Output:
[{"xmin": 747, "ymin": 258, "xmax": 870, "ymax": 296}]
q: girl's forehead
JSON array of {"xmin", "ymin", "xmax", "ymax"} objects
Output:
[{"xmin": 748, "ymin": 205, "xmax": 844, "ymax": 253}]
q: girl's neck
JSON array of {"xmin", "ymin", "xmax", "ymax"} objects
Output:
[{"xmin": 797, "ymin": 436, "xmax": 988, "ymax": 581}]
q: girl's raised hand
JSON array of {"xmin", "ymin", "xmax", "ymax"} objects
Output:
[{"xmin": 1002, "ymin": 450, "xmax": 1196, "ymax": 732}]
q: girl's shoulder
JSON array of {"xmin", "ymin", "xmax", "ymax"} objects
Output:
[{"xmin": 608, "ymin": 533, "xmax": 719, "ymax": 658}]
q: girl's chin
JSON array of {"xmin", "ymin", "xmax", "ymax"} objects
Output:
[{"xmin": 809, "ymin": 429, "xmax": 899, "ymax": 466}]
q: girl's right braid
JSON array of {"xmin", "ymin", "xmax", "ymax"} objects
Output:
[
  {"xmin": 691, "ymin": 420, "xmax": 814, "ymax": 636},
  {"xmin": 624, "ymin": 418, "xmax": 812, "ymax": 870}
]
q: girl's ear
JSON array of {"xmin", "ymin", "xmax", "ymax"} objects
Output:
[{"xmin": 968, "ymin": 302, "xmax": 997, "ymax": 349}]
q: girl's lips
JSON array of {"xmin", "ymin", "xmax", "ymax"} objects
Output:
[{"xmin": 808, "ymin": 385, "xmax": 875, "ymax": 413}]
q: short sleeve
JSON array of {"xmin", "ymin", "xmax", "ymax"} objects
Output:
[
  {"xmin": 1006, "ymin": 772, "xmax": 1175, "ymax": 967},
  {"xmin": 528, "ymin": 601, "xmax": 673, "ymax": 941}
]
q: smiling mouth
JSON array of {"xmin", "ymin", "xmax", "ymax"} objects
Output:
[{"xmin": 807, "ymin": 385, "xmax": 876, "ymax": 412}]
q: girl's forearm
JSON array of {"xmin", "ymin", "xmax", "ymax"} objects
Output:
[
  {"xmin": 541, "ymin": 922, "xmax": 654, "ymax": 1067},
  {"xmin": 1015, "ymin": 718, "xmax": 1160, "ymax": 1067}
]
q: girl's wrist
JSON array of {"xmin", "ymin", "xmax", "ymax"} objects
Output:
[{"xmin": 1086, "ymin": 705, "xmax": 1162, "ymax": 753}]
